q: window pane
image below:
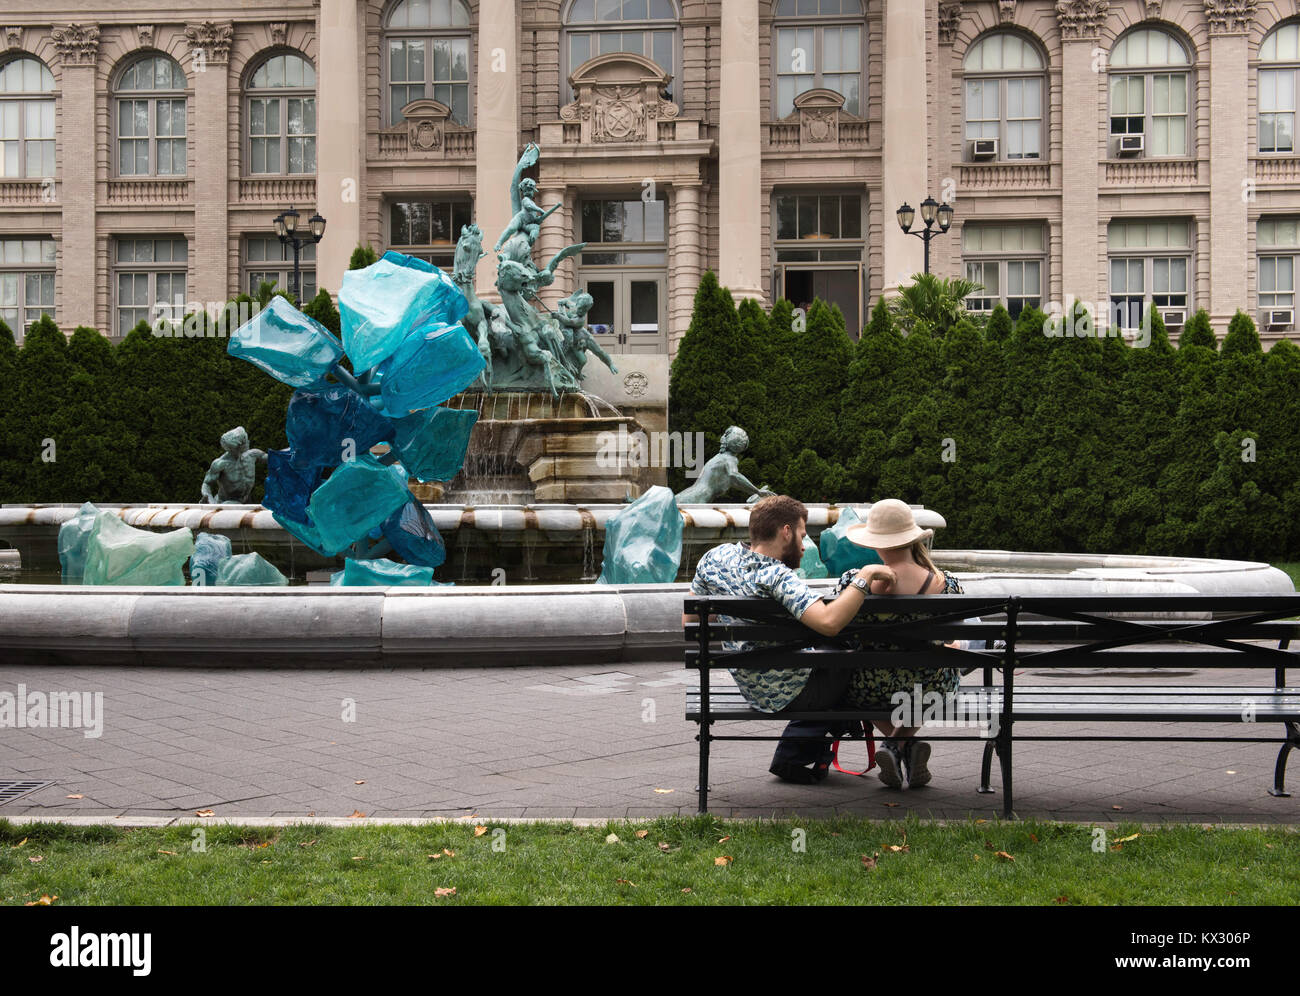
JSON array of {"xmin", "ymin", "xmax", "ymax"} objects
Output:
[
  {"xmin": 621, "ymin": 200, "xmax": 644, "ymax": 241},
  {"xmin": 645, "ymin": 198, "xmax": 665, "ymax": 242},
  {"xmin": 776, "ymin": 196, "xmax": 797, "ymax": 240},
  {"xmin": 819, "ymin": 196, "xmax": 839, "ymax": 238},
  {"xmin": 841, "ymin": 197, "xmax": 861, "ymax": 239},
  {"xmin": 798, "ymin": 196, "xmax": 817, "ymax": 238}
]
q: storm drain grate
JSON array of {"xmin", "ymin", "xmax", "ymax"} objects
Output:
[{"xmin": 0, "ymin": 780, "xmax": 53, "ymax": 807}]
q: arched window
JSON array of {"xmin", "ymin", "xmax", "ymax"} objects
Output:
[
  {"xmin": 1109, "ymin": 27, "xmax": 1191, "ymax": 158},
  {"xmin": 772, "ymin": 0, "xmax": 863, "ymax": 118},
  {"xmin": 1259, "ymin": 22, "xmax": 1300, "ymax": 154},
  {"xmin": 0, "ymin": 56, "xmax": 55, "ymax": 178},
  {"xmin": 246, "ymin": 53, "xmax": 316, "ymax": 175},
  {"xmin": 385, "ymin": 0, "xmax": 471, "ymax": 127},
  {"xmin": 565, "ymin": 0, "xmax": 679, "ymax": 102},
  {"xmin": 962, "ymin": 32, "xmax": 1044, "ymax": 161},
  {"xmin": 115, "ymin": 54, "xmax": 187, "ymax": 176}
]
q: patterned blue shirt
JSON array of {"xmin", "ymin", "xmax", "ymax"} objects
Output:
[{"xmin": 689, "ymin": 542, "xmax": 823, "ymax": 713}]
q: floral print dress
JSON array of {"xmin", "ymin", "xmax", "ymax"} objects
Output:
[{"xmin": 830, "ymin": 568, "xmax": 965, "ymax": 709}]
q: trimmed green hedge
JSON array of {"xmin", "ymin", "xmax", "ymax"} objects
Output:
[{"xmin": 668, "ymin": 274, "xmax": 1300, "ymax": 561}]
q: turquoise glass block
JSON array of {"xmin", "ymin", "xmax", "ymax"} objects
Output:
[
  {"xmin": 57, "ymin": 501, "xmax": 101, "ymax": 583},
  {"xmin": 381, "ymin": 495, "xmax": 446, "ymax": 569},
  {"xmin": 392, "ymin": 406, "xmax": 478, "ymax": 482},
  {"xmin": 82, "ymin": 512, "xmax": 194, "ymax": 586},
  {"xmin": 375, "ymin": 321, "xmax": 485, "ymax": 415},
  {"xmin": 339, "ymin": 250, "xmax": 468, "ymax": 372},
  {"xmin": 330, "ymin": 557, "xmax": 437, "ymax": 587},
  {"xmin": 796, "ymin": 534, "xmax": 829, "ymax": 579},
  {"xmin": 597, "ymin": 485, "xmax": 684, "ymax": 584},
  {"xmin": 306, "ymin": 454, "xmax": 412, "ymax": 556},
  {"xmin": 285, "ymin": 386, "xmax": 396, "ymax": 471},
  {"xmin": 262, "ymin": 449, "xmax": 324, "ymax": 524},
  {"xmin": 189, "ymin": 532, "xmax": 232, "ymax": 586},
  {"xmin": 227, "ymin": 295, "xmax": 344, "ymax": 388},
  {"xmin": 215, "ymin": 551, "xmax": 288, "ymax": 586},
  {"xmin": 819, "ymin": 505, "xmax": 884, "ymax": 576}
]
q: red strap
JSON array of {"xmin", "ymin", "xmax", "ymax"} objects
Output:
[{"xmin": 830, "ymin": 727, "xmax": 876, "ymax": 776}]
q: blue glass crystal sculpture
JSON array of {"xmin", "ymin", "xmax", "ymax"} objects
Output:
[
  {"xmin": 215, "ymin": 551, "xmax": 289, "ymax": 586},
  {"xmin": 380, "ymin": 495, "xmax": 447, "ymax": 569},
  {"xmin": 57, "ymin": 501, "xmax": 101, "ymax": 583},
  {"xmin": 262, "ymin": 448, "xmax": 324, "ymax": 525},
  {"xmin": 819, "ymin": 505, "xmax": 884, "ymax": 576},
  {"xmin": 82, "ymin": 512, "xmax": 194, "ymax": 586},
  {"xmin": 392, "ymin": 406, "xmax": 479, "ymax": 482},
  {"xmin": 306, "ymin": 454, "xmax": 412, "ymax": 555},
  {"xmin": 189, "ymin": 532, "xmax": 233, "ymax": 586},
  {"xmin": 375, "ymin": 321, "xmax": 485, "ymax": 415},
  {"xmin": 330, "ymin": 557, "xmax": 439, "ymax": 587},
  {"xmin": 285, "ymin": 386, "xmax": 396, "ymax": 470},
  {"xmin": 227, "ymin": 295, "xmax": 344, "ymax": 388},
  {"xmin": 796, "ymin": 534, "xmax": 829, "ymax": 579},
  {"xmin": 597, "ymin": 485, "xmax": 684, "ymax": 584}
]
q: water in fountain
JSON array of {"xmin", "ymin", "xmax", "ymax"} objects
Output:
[{"xmin": 581, "ymin": 524, "xmax": 597, "ymax": 581}]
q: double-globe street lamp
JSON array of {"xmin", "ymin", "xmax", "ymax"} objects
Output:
[
  {"xmin": 895, "ymin": 196, "xmax": 954, "ymax": 275},
  {"xmin": 273, "ymin": 206, "xmax": 327, "ymax": 301}
]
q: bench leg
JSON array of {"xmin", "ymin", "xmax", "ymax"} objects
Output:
[
  {"xmin": 1268, "ymin": 721, "xmax": 1300, "ymax": 798},
  {"xmin": 977, "ymin": 740, "xmax": 996, "ymax": 794},
  {"xmin": 996, "ymin": 733, "xmax": 1014, "ymax": 820},
  {"xmin": 697, "ymin": 724, "xmax": 711, "ymax": 813}
]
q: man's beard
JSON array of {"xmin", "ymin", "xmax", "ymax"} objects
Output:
[{"xmin": 780, "ymin": 533, "xmax": 803, "ymax": 570}]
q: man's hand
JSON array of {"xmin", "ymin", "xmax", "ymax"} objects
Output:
[{"xmin": 857, "ymin": 564, "xmax": 896, "ymax": 591}]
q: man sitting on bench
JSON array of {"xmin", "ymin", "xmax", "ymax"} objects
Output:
[{"xmin": 683, "ymin": 495, "xmax": 896, "ymax": 783}]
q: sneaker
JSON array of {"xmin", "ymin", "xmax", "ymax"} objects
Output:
[
  {"xmin": 903, "ymin": 740, "xmax": 932, "ymax": 788},
  {"xmin": 875, "ymin": 740, "xmax": 903, "ymax": 789}
]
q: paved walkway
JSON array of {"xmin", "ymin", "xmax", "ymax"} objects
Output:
[{"xmin": 0, "ymin": 662, "xmax": 1296, "ymax": 823}]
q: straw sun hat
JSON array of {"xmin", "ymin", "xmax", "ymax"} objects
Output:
[{"xmin": 845, "ymin": 499, "xmax": 933, "ymax": 550}]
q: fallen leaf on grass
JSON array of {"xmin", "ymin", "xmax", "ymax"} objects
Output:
[
  {"xmin": 435, "ymin": 887, "xmax": 456, "ymax": 897},
  {"xmin": 1028, "ymin": 833, "xmax": 1039, "ymax": 843},
  {"xmin": 11, "ymin": 838, "xmax": 26, "ymax": 848},
  {"xmin": 443, "ymin": 848, "xmax": 455, "ymax": 857},
  {"xmin": 195, "ymin": 810, "xmax": 215, "ymax": 818},
  {"xmin": 658, "ymin": 842, "xmax": 672, "ymax": 852},
  {"xmin": 354, "ymin": 780, "xmax": 365, "ymax": 785},
  {"xmin": 351, "ymin": 856, "xmax": 364, "ymax": 861},
  {"xmin": 974, "ymin": 819, "xmax": 987, "ymax": 824},
  {"xmin": 157, "ymin": 849, "xmax": 177, "ymax": 856},
  {"xmin": 1111, "ymin": 805, "xmax": 1123, "ymax": 811},
  {"xmin": 653, "ymin": 788, "xmax": 674, "ymax": 794},
  {"xmin": 972, "ymin": 855, "xmax": 980, "ymax": 862},
  {"xmin": 717, "ymin": 835, "xmax": 731, "ymax": 843},
  {"xmin": 24, "ymin": 894, "xmax": 57, "ymax": 906},
  {"xmin": 349, "ymin": 810, "xmax": 366, "ymax": 819},
  {"xmin": 1113, "ymin": 832, "xmax": 1141, "ymax": 844},
  {"xmin": 830, "ymin": 832, "xmax": 841, "ymax": 837},
  {"xmin": 299, "ymin": 840, "xmax": 317, "ymax": 848},
  {"xmin": 635, "ymin": 830, "xmax": 650, "ymax": 839},
  {"xmin": 995, "ymin": 851, "xmax": 1015, "ymax": 862},
  {"xmin": 681, "ymin": 888, "xmax": 692, "ymax": 894},
  {"xmin": 1109, "ymin": 843, "xmax": 1124, "ymax": 852},
  {"xmin": 984, "ymin": 840, "xmax": 995, "ymax": 849},
  {"xmin": 861, "ymin": 853, "xmax": 879, "ymax": 870},
  {"xmin": 66, "ymin": 794, "xmax": 83, "ymax": 800},
  {"xmin": 474, "ymin": 826, "xmax": 488, "ymax": 837},
  {"xmin": 28, "ymin": 856, "xmax": 42, "ymax": 863},
  {"xmin": 605, "ymin": 833, "xmax": 620, "ymax": 844},
  {"xmin": 714, "ymin": 855, "xmax": 733, "ymax": 866},
  {"xmin": 1055, "ymin": 896, "xmax": 1069, "ymax": 904},
  {"xmin": 882, "ymin": 844, "xmax": 909, "ymax": 853},
  {"xmin": 1266, "ymin": 843, "xmax": 1275, "ymax": 850},
  {"xmin": 615, "ymin": 878, "xmax": 637, "ymax": 887},
  {"xmin": 882, "ymin": 802, "xmax": 899, "ymax": 808}
]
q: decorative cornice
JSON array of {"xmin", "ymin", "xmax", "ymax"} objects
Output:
[
  {"xmin": 998, "ymin": 0, "xmax": 1017, "ymax": 24},
  {"xmin": 938, "ymin": 2, "xmax": 963, "ymax": 45},
  {"xmin": 270, "ymin": 22, "xmax": 288, "ymax": 47},
  {"xmin": 51, "ymin": 23, "xmax": 100, "ymax": 66},
  {"xmin": 1055, "ymin": 0, "xmax": 1109, "ymax": 41},
  {"xmin": 184, "ymin": 20, "xmax": 233, "ymax": 64},
  {"xmin": 1144, "ymin": 0, "xmax": 1162, "ymax": 18},
  {"xmin": 137, "ymin": 25, "xmax": 154, "ymax": 48},
  {"xmin": 1203, "ymin": 0, "xmax": 1257, "ymax": 35},
  {"xmin": 4, "ymin": 26, "xmax": 22, "ymax": 50}
]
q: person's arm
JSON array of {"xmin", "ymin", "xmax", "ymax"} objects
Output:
[{"xmin": 798, "ymin": 564, "xmax": 895, "ymax": 636}]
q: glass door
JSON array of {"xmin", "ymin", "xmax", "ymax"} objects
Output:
[{"xmin": 575, "ymin": 270, "xmax": 667, "ymax": 354}]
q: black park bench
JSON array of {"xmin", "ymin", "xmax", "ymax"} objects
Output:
[{"xmin": 683, "ymin": 593, "xmax": 1300, "ymax": 818}]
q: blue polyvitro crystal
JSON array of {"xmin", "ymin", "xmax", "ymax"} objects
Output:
[
  {"xmin": 227, "ymin": 295, "xmax": 344, "ymax": 388},
  {"xmin": 189, "ymin": 532, "xmax": 232, "ymax": 585},
  {"xmin": 262, "ymin": 448, "xmax": 324, "ymax": 523},
  {"xmin": 306, "ymin": 454, "xmax": 412, "ymax": 555},
  {"xmin": 330, "ymin": 557, "xmax": 438, "ymax": 587},
  {"xmin": 375, "ymin": 321, "xmax": 485, "ymax": 416},
  {"xmin": 271, "ymin": 511, "xmax": 333, "ymax": 557},
  {"xmin": 392, "ymin": 406, "xmax": 479, "ymax": 482},
  {"xmin": 380, "ymin": 494, "xmax": 447, "ymax": 569},
  {"xmin": 597, "ymin": 485, "xmax": 684, "ymax": 584},
  {"xmin": 82, "ymin": 512, "xmax": 194, "ymax": 586},
  {"xmin": 819, "ymin": 505, "xmax": 884, "ymax": 576},
  {"xmin": 339, "ymin": 250, "xmax": 469, "ymax": 372},
  {"xmin": 215, "ymin": 551, "xmax": 288, "ymax": 586},
  {"xmin": 796, "ymin": 534, "xmax": 829, "ymax": 579},
  {"xmin": 285, "ymin": 386, "xmax": 396, "ymax": 471},
  {"xmin": 57, "ymin": 501, "xmax": 101, "ymax": 583}
]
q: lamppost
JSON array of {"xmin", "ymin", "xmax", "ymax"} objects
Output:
[
  {"xmin": 895, "ymin": 196, "xmax": 954, "ymax": 275},
  {"xmin": 273, "ymin": 206, "xmax": 327, "ymax": 301}
]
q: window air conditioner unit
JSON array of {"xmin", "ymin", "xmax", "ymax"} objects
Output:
[
  {"xmin": 1160, "ymin": 308, "xmax": 1186, "ymax": 328},
  {"xmin": 1118, "ymin": 134, "xmax": 1144, "ymax": 156},
  {"xmin": 970, "ymin": 137, "xmax": 998, "ymax": 160},
  {"xmin": 1265, "ymin": 308, "xmax": 1294, "ymax": 329}
]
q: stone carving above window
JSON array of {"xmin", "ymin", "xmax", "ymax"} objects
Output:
[
  {"xmin": 1204, "ymin": 0, "xmax": 1256, "ymax": 34},
  {"xmin": 790, "ymin": 89, "xmax": 854, "ymax": 147},
  {"xmin": 559, "ymin": 53, "xmax": 679, "ymax": 144},
  {"xmin": 938, "ymin": 2, "xmax": 963, "ymax": 45},
  {"xmin": 184, "ymin": 21, "xmax": 234, "ymax": 65},
  {"xmin": 4, "ymin": 27, "xmax": 22, "ymax": 51},
  {"xmin": 1144, "ymin": 0, "xmax": 1162, "ymax": 17},
  {"xmin": 52, "ymin": 23, "xmax": 100, "ymax": 66},
  {"xmin": 1055, "ymin": 1, "xmax": 1109, "ymax": 41},
  {"xmin": 271, "ymin": 23, "xmax": 288, "ymax": 46},
  {"xmin": 378, "ymin": 98, "xmax": 475, "ymax": 159},
  {"xmin": 998, "ymin": 1, "xmax": 1017, "ymax": 24},
  {"xmin": 137, "ymin": 25, "xmax": 154, "ymax": 48}
]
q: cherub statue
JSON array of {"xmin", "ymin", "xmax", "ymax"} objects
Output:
[
  {"xmin": 674, "ymin": 426, "xmax": 775, "ymax": 506},
  {"xmin": 495, "ymin": 144, "xmax": 560, "ymax": 254},
  {"xmin": 552, "ymin": 289, "xmax": 617, "ymax": 378},
  {"xmin": 201, "ymin": 426, "xmax": 267, "ymax": 504}
]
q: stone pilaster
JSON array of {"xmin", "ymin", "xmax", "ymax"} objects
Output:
[
  {"xmin": 1057, "ymin": 3, "xmax": 1106, "ymax": 309},
  {"xmin": 187, "ymin": 21, "xmax": 231, "ymax": 312},
  {"xmin": 670, "ymin": 182, "xmax": 702, "ymax": 354},
  {"xmin": 315, "ymin": 0, "xmax": 362, "ymax": 297},
  {"xmin": 475, "ymin": 0, "xmax": 520, "ymax": 301},
  {"xmin": 1207, "ymin": 5, "xmax": 1252, "ymax": 331},
  {"xmin": 718, "ymin": 0, "xmax": 763, "ymax": 302},
  {"xmin": 881, "ymin": 0, "xmax": 927, "ymax": 293},
  {"xmin": 53, "ymin": 23, "xmax": 99, "ymax": 330},
  {"xmin": 535, "ymin": 185, "xmax": 570, "ymax": 300}
]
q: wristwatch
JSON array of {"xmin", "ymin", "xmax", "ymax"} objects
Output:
[{"xmin": 851, "ymin": 575, "xmax": 871, "ymax": 593}]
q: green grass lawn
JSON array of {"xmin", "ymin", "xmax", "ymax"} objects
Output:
[
  {"xmin": 2, "ymin": 817, "xmax": 1297, "ymax": 906},
  {"xmin": 1273, "ymin": 563, "xmax": 1300, "ymax": 592}
]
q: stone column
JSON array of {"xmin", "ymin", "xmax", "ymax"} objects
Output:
[
  {"xmin": 474, "ymin": 0, "xmax": 520, "ymax": 301},
  {"xmin": 535, "ymin": 185, "xmax": 570, "ymax": 300},
  {"xmin": 1207, "ymin": 7, "xmax": 1251, "ymax": 333},
  {"xmin": 1056, "ymin": 2, "xmax": 1106, "ymax": 311},
  {"xmin": 315, "ymin": 0, "xmax": 363, "ymax": 296},
  {"xmin": 185, "ymin": 21, "xmax": 232, "ymax": 312},
  {"xmin": 718, "ymin": 0, "xmax": 764, "ymax": 301},
  {"xmin": 881, "ymin": 0, "xmax": 927, "ymax": 294},
  {"xmin": 670, "ymin": 182, "xmax": 702, "ymax": 355},
  {"xmin": 51, "ymin": 24, "xmax": 100, "ymax": 331}
]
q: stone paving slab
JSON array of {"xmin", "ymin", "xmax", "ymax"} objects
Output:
[{"xmin": 0, "ymin": 661, "xmax": 1297, "ymax": 823}]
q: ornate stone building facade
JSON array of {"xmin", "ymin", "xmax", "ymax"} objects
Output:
[{"xmin": 3, "ymin": 0, "xmax": 1299, "ymax": 367}]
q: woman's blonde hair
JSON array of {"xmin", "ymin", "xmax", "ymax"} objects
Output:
[{"xmin": 908, "ymin": 538, "xmax": 939, "ymax": 575}]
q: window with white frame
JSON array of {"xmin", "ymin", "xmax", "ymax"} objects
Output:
[
  {"xmin": 962, "ymin": 33, "xmax": 1045, "ymax": 161},
  {"xmin": 0, "ymin": 56, "xmax": 55, "ymax": 179},
  {"xmin": 246, "ymin": 53, "xmax": 316, "ymax": 175},
  {"xmin": 961, "ymin": 223, "xmax": 1044, "ymax": 318},
  {"xmin": 1109, "ymin": 28, "xmax": 1191, "ymax": 158},
  {"xmin": 1257, "ymin": 219, "xmax": 1299, "ymax": 318},
  {"xmin": 1260, "ymin": 22, "xmax": 1300, "ymax": 154},
  {"xmin": 245, "ymin": 235, "xmax": 316, "ymax": 301},
  {"xmin": 0, "ymin": 236, "xmax": 55, "ymax": 340},
  {"xmin": 115, "ymin": 54, "xmax": 187, "ymax": 176},
  {"xmin": 773, "ymin": 191, "xmax": 864, "ymax": 335},
  {"xmin": 389, "ymin": 198, "xmax": 473, "ymax": 269},
  {"xmin": 565, "ymin": 0, "xmax": 679, "ymax": 104},
  {"xmin": 385, "ymin": 0, "xmax": 471, "ymax": 127},
  {"xmin": 1107, "ymin": 219, "xmax": 1191, "ymax": 330},
  {"xmin": 114, "ymin": 237, "xmax": 187, "ymax": 336},
  {"xmin": 773, "ymin": 0, "xmax": 863, "ymax": 119}
]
